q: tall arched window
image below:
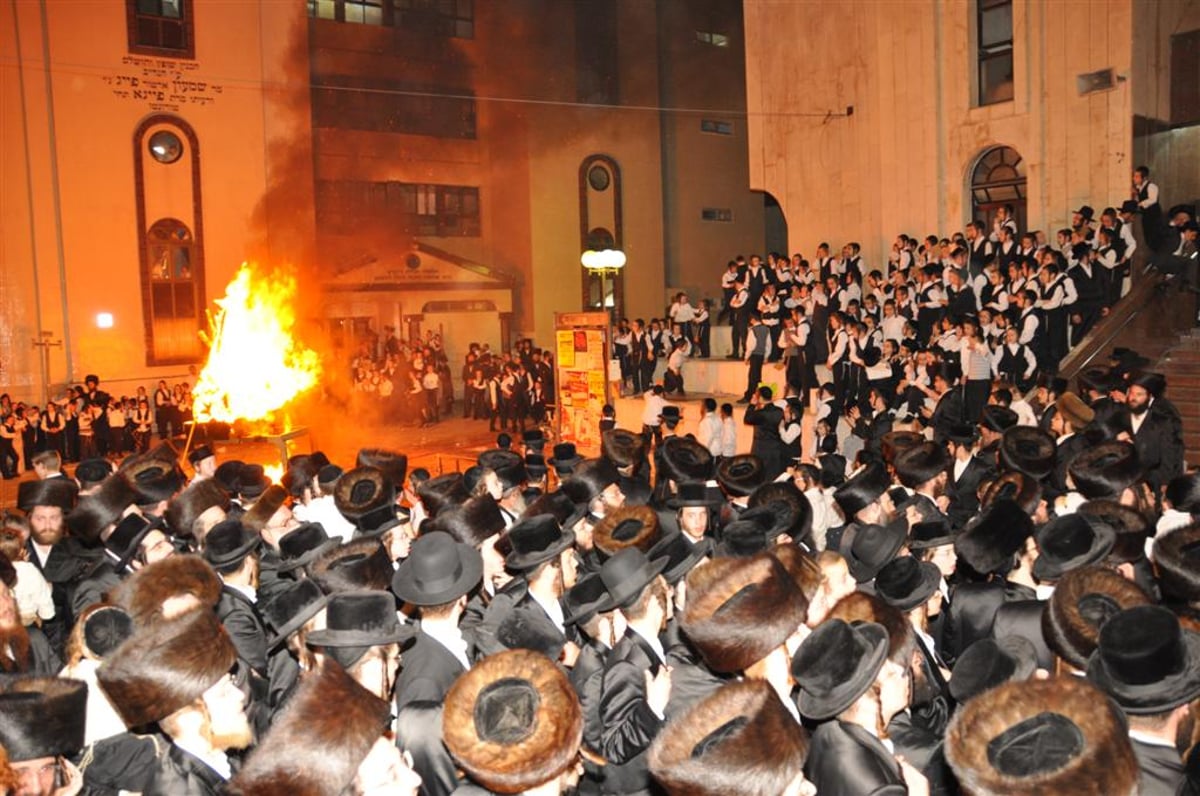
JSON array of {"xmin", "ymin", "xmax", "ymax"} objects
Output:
[
  {"xmin": 145, "ymin": 219, "xmax": 202, "ymax": 361},
  {"xmin": 970, "ymin": 145, "xmax": 1026, "ymax": 235},
  {"xmin": 579, "ymin": 155, "xmax": 623, "ymax": 318}
]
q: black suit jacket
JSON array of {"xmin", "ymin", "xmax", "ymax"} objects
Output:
[
  {"xmin": 395, "ymin": 629, "xmax": 467, "ymax": 713},
  {"xmin": 943, "ymin": 579, "xmax": 1008, "ymax": 665},
  {"xmin": 571, "ymin": 638, "xmax": 610, "ymax": 755},
  {"xmin": 744, "ymin": 403, "xmax": 786, "ymax": 479},
  {"xmin": 217, "ymin": 586, "xmax": 268, "ymax": 675},
  {"xmin": 1133, "ymin": 738, "xmax": 1185, "ymax": 796},
  {"xmin": 991, "ymin": 597, "xmax": 1054, "ymax": 670},
  {"xmin": 946, "ymin": 455, "xmax": 994, "ymax": 530},
  {"xmin": 148, "ymin": 742, "xmax": 229, "ymax": 796},
  {"xmin": 599, "ymin": 629, "xmax": 666, "ymax": 795},
  {"xmin": 1134, "ymin": 402, "xmax": 1185, "ymax": 491},
  {"xmin": 1052, "ymin": 433, "xmax": 1090, "ymax": 495},
  {"xmin": 805, "ymin": 720, "xmax": 906, "ymax": 796}
]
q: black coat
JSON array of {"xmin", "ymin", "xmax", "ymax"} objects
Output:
[
  {"xmin": 395, "ymin": 629, "xmax": 468, "ymax": 714},
  {"xmin": 71, "ymin": 560, "xmax": 123, "ymax": 620},
  {"xmin": 946, "ymin": 455, "xmax": 994, "ymax": 530},
  {"xmin": 599, "ymin": 629, "xmax": 666, "ymax": 795},
  {"xmin": 79, "ymin": 732, "xmax": 163, "ymax": 795},
  {"xmin": 1134, "ymin": 401, "xmax": 1185, "ymax": 491},
  {"xmin": 804, "ymin": 720, "xmax": 906, "ymax": 796},
  {"xmin": 216, "ymin": 586, "xmax": 268, "ymax": 675},
  {"xmin": 943, "ymin": 579, "xmax": 1008, "ymax": 665},
  {"xmin": 1133, "ymin": 738, "xmax": 1186, "ymax": 796},
  {"xmin": 991, "ymin": 595, "xmax": 1054, "ymax": 670},
  {"xmin": 148, "ymin": 742, "xmax": 229, "ymax": 795},
  {"xmin": 743, "ymin": 403, "xmax": 786, "ymax": 480},
  {"xmin": 570, "ymin": 638, "xmax": 610, "ymax": 754},
  {"xmin": 1052, "ymin": 433, "xmax": 1090, "ymax": 496}
]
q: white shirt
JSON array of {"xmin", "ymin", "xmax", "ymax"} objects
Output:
[
  {"xmin": 173, "ymin": 737, "xmax": 232, "ymax": 780},
  {"xmin": 720, "ymin": 417, "xmax": 738, "ymax": 457},
  {"xmin": 630, "ymin": 625, "xmax": 666, "ymax": 665},
  {"xmin": 224, "ymin": 581, "xmax": 257, "ymax": 604},
  {"xmin": 697, "ymin": 413, "xmax": 723, "ymax": 456},
  {"xmin": 293, "ymin": 494, "xmax": 358, "ymax": 543},
  {"xmin": 642, "ymin": 392, "xmax": 668, "ymax": 427}
]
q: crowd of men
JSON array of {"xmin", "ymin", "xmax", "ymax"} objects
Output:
[{"xmin": 0, "ymin": 333, "xmax": 1199, "ymax": 795}]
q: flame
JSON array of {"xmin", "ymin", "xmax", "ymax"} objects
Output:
[
  {"xmin": 264, "ymin": 463, "xmax": 284, "ymax": 485},
  {"xmin": 192, "ymin": 264, "xmax": 321, "ymax": 425}
]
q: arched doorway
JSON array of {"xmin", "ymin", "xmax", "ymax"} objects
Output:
[{"xmin": 970, "ymin": 145, "xmax": 1026, "ymax": 235}]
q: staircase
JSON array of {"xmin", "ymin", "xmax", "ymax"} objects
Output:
[{"xmin": 1157, "ymin": 329, "xmax": 1200, "ymax": 467}]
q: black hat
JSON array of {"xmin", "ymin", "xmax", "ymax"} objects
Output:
[
  {"xmin": 74, "ymin": 457, "xmax": 113, "ymax": 487},
  {"xmin": 791, "ymin": 619, "xmax": 889, "ymax": 720},
  {"xmin": 317, "ymin": 464, "xmax": 343, "ymax": 492},
  {"xmin": 0, "ymin": 678, "xmax": 88, "ymax": 761},
  {"xmin": 1169, "ymin": 203, "xmax": 1196, "ymax": 220},
  {"xmin": 277, "ymin": 522, "xmax": 340, "ymax": 573},
  {"xmin": 104, "ymin": 513, "xmax": 159, "ymax": 572},
  {"xmin": 306, "ymin": 591, "xmax": 416, "ymax": 668},
  {"xmin": 981, "ymin": 470, "xmax": 1043, "ymax": 516},
  {"xmin": 1073, "ymin": 204, "xmax": 1095, "ymax": 220},
  {"xmin": 1033, "ymin": 513, "xmax": 1116, "ymax": 581},
  {"xmin": 521, "ymin": 428, "xmax": 546, "ymax": 448},
  {"xmin": 832, "ymin": 461, "xmax": 891, "ymax": 520},
  {"xmin": 747, "ymin": 480, "xmax": 813, "ymax": 542},
  {"xmin": 505, "ymin": 514, "xmax": 575, "ymax": 572},
  {"xmin": 893, "ymin": 441, "xmax": 949, "ymax": 489},
  {"xmin": 999, "ymin": 426, "xmax": 1056, "ymax": 479},
  {"xmin": 598, "ymin": 547, "xmax": 668, "ymax": 610},
  {"xmin": 310, "ymin": 538, "xmax": 394, "ymax": 594},
  {"xmin": 949, "ymin": 636, "xmax": 1038, "ymax": 704},
  {"xmin": 427, "ymin": 495, "xmax": 506, "ymax": 548},
  {"xmin": 1154, "ymin": 522, "xmax": 1200, "ymax": 603},
  {"xmin": 647, "ymin": 530, "xmax": 712, "ymax": 585},
  {"xmin": 716, "ymin": 455, "xmax": 766, "ymax": 498},
  {"xmin": 716, "ymin": 514, "xmax": 771, "ymax": 558},
  {"xmin": 954, "ymin": 499, "xmax": 1034, "ymax": 576},
  {"xmin": 213, "ymin": 459, "xmax": 246, "ymax": 493},
  {"xmin": 165, "ymin": 478, "xmax": 230, "ymax": 542},
  {"xmin": 818, "ymin": 453, "xmax": 847, "ymax": 487},
  {"xmin": 1130, "ymin": 370, "xmax": 1167, "ymax": 399},
  {"xmin": 1044, "ymin": 565, "xmax": 1152, "ymax": 670},
  {"xmin": 391, "ymin": 531, "xmax": 482, "ymax": 606},
  {"xmin": 560, "ymin": 459, "xmax": 621, "ymax": 509},
  {"xmin": 660, "ymin": 405, "xmax": 681, "ymax": 424},
  {"xmin": 1068, "ymin": 441, "xmax": 1142, "ymax": 499},
  {"xmin": 201, "ymin": 520, "xmax": 260, "ymax": 568},
  {"xmin": 945, "ymin": 422, "xmax": 978, "ymax": 445},
  {"xmin": 236, "ymin": 463, "xmax": 271, "ymax": 501},
  {"xmin": 187, "ymin": 445, "xmax": 215, "ymax": 467},
  {"xmin": 417, "ymin": 472, "xmax": 471, "ymax": 518},
  {"xmin": 67, "ymin": 474, "xmax": 136, "ymax": 542},
  {"xmin": 601, "ymin": 428, "xmax": 647, "ymax": 469},
  {"xmin": 562, "ymin": 572, "xmax": 615, "ymax": 626},
  {"xmin": 1119, "ymin": 199, "xmax": 1139, "ymax": 214},
  {"xmin": 659, "ymin": 437, "xmax": 714, "ymax": 483},
  {"xmin": 355, "ymin": 448, "xmax": 408, "ymax": 491},
  {"xmin": 839, "ymin": 518, "xmax": 908, "ymax": 583},
  {"xmin": 334, "ymin": 466, "xmax": 397, "ymax": 532},
  {"xmin": 667, "ymin": 480, "xmax": 721, "ymax": 509},
  {"xmin": 479, "ymin": 449, "xmax": 528, "ymax": 492},
  {"xmin": 261, "ymin": 578, "xmax": 330, "ymax": 649},
  {"xmin": 874, "ymin": 555, "xmax": 941, "ymax": 612},
  {"xmin": 548, "ymin": 443, "xmax": 583, "ymax": 474},
  {"xmin": 979, "ymin": 405, "xmax": 1019, "ymax": 434},
  {"xmin": 495, "ymin": 609, "xmax": 565, "ymax": 660},
  {"xmin": 1087, "ymin": 605, "xmax": 1200, "ymax": 714},
  {"xmin": 524, "ymin": 454, "xmax": 547, "ymax": 479},
  {"xmin": 81, "ymin": 605, "xmax": 134, "ymax": 659},
  {"xmin": 907, "ymin": 518, "xmax": 955, "ymax": 550},
  {"xmin": 281, "ymin": 455, "xmax": 320, "ymax": 499},
  {"xmin": 17, "ymin": 477, "xmax": 78, "ymax": 513}
]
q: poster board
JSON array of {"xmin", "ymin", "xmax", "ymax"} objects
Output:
[{"xmin": 554, "ymin": 312, "xmax": 611, "ymax": 456}]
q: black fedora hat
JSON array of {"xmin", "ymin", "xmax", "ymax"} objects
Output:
[
  {"xmin": 213, "ymin": 459, "xmax": 246, "ymax": 493},
  {"xmin": 277, "ymin": 522, "xmax": 341, "ymax": 573},
  {"xmin": 873, "ymin": 555, "xmax": 940, "ymax": 612},
  {"xmin": 562, "ymin": 571, "xmax": 616, "ymax": 626},
  {"xmin": 716, "ymin": 515, "xmax": 771, "ymax": 558},
  {"xmin": 202, "ymin": 520, "xmax": 261, "ymax": 569},
  {"xmin": 598, "ymin": 547, "xmax": 668, "ymax": 610},
  {"xmin": 999, "ymin": 426, "xmax": 1056, "ymax": 480},
  {"xmin": 839, "ymin": 518, "xmax": 908, "ymax": 583},
  {"xmin": 1033, "ymin": 513, "xmax": 1116, "ymax": 581},
  {"xmin": 548, "ymin": 443, "xmax": 583, "ymax": 474},
  {"xmin": 832, "ymin": 461, "xmax": 891, "ymax": 520},
  {"xmin": 306, "ymin": 591, "xmax": 416, "ymax": 668},
  {"xmin": 104, "ymin": 514, "xmax": 160, "ymax": 572},
  {"xmin": 791, "ymin": 618, "xmax": 889, "ymax": 720},
  {"xmin": 667, "ymin": 480, "xmax": 721, "ymax": 509},
  {"xmin": 261, "ymin": 578, "xmax": 330, "ymax": 650},
  {"xmin": 187, "ymin": 445, "xmax": 215, "ymax": 468},
  {"xmin": 1087, "ymin": 605, "xmax": 1200, "ymax": 714},
  {"xmin": 524, "ymin": 454, "xmax": 547, "ymax": 479},
  {"xmin": 1073, "ymin": 204, "xmax": 1095, "ymax": 220},
  {"xmin": 906, "ymin": 518, "xmax": 954, "ymax": 550},
  {"xmin": 648, "ymin": 530, "xmax": 712, "ymax": 586},
  {"xmin": 505, "ymin": 514, "xmax": 575, "ymax": 572},
  {"xmin": 391, "ymin": 530, "xmax": 482, "ymax": 606},
  {"xmin": 948, "ymin": 636, "xmax": 1038, "ymax": 704},
  {"xmin": 236, "ymin": 463, "xmax": 271, "ymax": 501},
  {"xmin": 1119, "ymin": 199, "xmax": 1139, "ymax": 214},
  {"xmin": 716, "ymin": 454, "xmax": 766, "ymax": 498},
  {"xmin": 659, "ymin": 437, "xmax": 714, "ymax": 484}
]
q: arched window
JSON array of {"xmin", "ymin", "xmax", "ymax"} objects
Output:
[
  {"xmin": 970, "ymin": 145, "xmax": 1027, "ymax": 235},
  {"xmin": 579, "ymin": 155, "xmax": 623, "ymax": 318},
  {"xmin": 145, "ymin": 219, "xmax": 202, "ymax": 361}
]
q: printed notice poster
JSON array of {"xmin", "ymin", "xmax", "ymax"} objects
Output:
[{"xmin": 554, "ymin": 312, "xmax": 611, "ymax": 457}]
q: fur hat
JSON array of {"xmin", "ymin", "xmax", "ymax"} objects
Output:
[
  {"xmin": 1068, "ymin": 441, "xmax": 1142, "ymax": 499},
  {"xmin": 67, "ymin": 474, "xmax": 136, "ymax": 543},
  {"xmin": 309, "ymin": 538, "xmax": 394, "ymax": 593},
  {"xmin": 681, "ymin": 553, "xmax": 809, "ymax": 674},
  {"xmin": 1032, "ymin": 513, "xmax": 1117, "ymax": 581},
  {"xmin": 242, "ymin": 484, "xmax": 289, "ymax": 534},
  {"xmin": 496, "ymin": 609, "xmax": 566, "ymax": 661},
  {"xmin": 97, "ymin": 610, "xmax": 237, "ymax": 728},
  {"xmin": 124, "ymin": 458, "xmax": 183, "ymax": 507},
  {"xmin": 592, "ymin": 505, "xmax": 661, "ymax": 559},
  {"xmin": 112, "ymin": 554, "xmax": 222, "ymax": 628},
  {"xmin": 1076, "ymin": 499, "xmax": 1148, "ymax": 564},
  {"xmin": 601, "ymin": 428, "xmax": 646, "ymax": 469},
  {"xmin": 1055, "ymin": 393, "xmax": 1095, "ymax": 431},
  {"xmin": 427, "ymin": 495, "xmax": 506, "ymax": 547},
  {"xmin": 981, "ymin": 471, "xmax": 1042, "ymax": 516},
  {"xmin": 355, "ymin": 448, "xmax": 408, "ymax": 491},
  {"xmin": 648, "ymin": 531, "xmax": 713, "ymax": 586},
  {"xmin": 999, "ymin": 426, "xmax": 1056, "ymax": 480},
  {"xmin": 227, "ymin": 659, "xmax": 389, "ymax": 795},
  {"xmin": 416, "ymin": 472, "xmax": 470, "ymax": 518},
  {"xmin": 280, "ymin": 455, "xmax": 320, "ymax": 499},
  {"xmin": 74, "ymin": 458, "xmax": 114, "ymax": 488},
  {"xmin": 893, "ymin": 441, "xmax": 950, "ymax": 489},
  {"xmin": 716, "ymin": 454, "xmax": 767, "ymax": 498},
  {"xmin": 945, "ymin": 677, "xmax": 1137, "ymax": 796},
  {"xmin": 1130, "ymin": 371, "xmax": 1167, "ymax": 398},
  {"xmin": 1043, "ymin": 566, "xmax": 1151, "ymax": 669},
  {"xmin": 558, "ymin": 458, "xmax": 620, "ymax": 506},
  {"xmin": 333, "ymin": 466, "xmax": 397, "ymax": 532},
  {"xmin": 443, "ymin": 649, "xmax": 582, "ymax": 794},
  {"xmin": 260, "ymin": 579, "xmax": 329, "ymax": 650},
  {"xmin": 954, "ymin": 499, "xmax": 1034, "ymax": 576},
  {"xmin": 874, "ymin": 555, "xmax": 941, "ymax": 612},
  {"xmin": 1167, "ymin": 474, "xmax": 1200, "ymax": 514},
  {"xmin": 833, "ymin": 461, "xmax": 891, "ymax": 520},
  {"xmin": 659, "ymin": 437, "xmax": 714, "ymax": 483},
  {"xmin": 791, "ymin": 618, "xmax": 889, "ymax": 719},
  {"xmin": 980, "ymin": 405, "xmax": 1019, "ymax": 433},
  {"xmin": 747, "ymin": 481, "xmax": 813, "ymax": 542},
  {"xmin": 478, "ymin": 449, "xmax": 528, "ymax": 492},
  {"xmin": 165, "ymin": 478, "xmax": 229, "ymax": 541},
  {"xmin": 648, "ymin": 680, "xmax": 809, "ymax": 796},
  {"xmin": 1154, "ymin": 521, "xmax": 1200, "ymax": 603},
  {"xmin": 0, "ymin": 678, "xmax": 88, "ymax": 761},
  {"xmin": 213, "ymin": 459, "xmax": 246, "ymax": 493},
  {"xmin": 880, "ymin": 430, "xmax": 925, "ymax": 466},
  {"xmin": 17, "ymin": 477, "xmax": 78, "ymax": 514},
  {"xmin": 277, "ymin": 523, "xmax": 340, "ymax": 573}
]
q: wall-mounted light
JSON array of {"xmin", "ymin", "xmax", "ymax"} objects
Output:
[{"xmin": 96, "ymin": 312, "xmax": 114, "ymax": 329}]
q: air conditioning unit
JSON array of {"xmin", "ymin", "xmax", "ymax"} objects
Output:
[{"xmin": 1077, "ymin": 68, "xmax": 1117, "ymax": 96}]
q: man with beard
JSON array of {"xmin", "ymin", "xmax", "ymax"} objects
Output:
[
  {"xmin": 0, "ymin": 553, "xmax": 60, "ymax": 675},
  {"xmin": 1126, "ymin": 371, "xmax": 1184, "ymax": 493},
  {"xmin": 16, "ymin": 477, "xmax": 82, "ymax": 656},
  {"xmin": 96, "ymin": 610, "xmax": 252, "ymax": 794},
  {"xmin": 0, "ymin": 678, "xmax": 88, "ymax": 796}
]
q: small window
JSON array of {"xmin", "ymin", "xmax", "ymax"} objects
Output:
[
  {"xmin": 700, "ymin": 119, "xmax": 734, "ymax": 135},
  {"xmin": 695, "ymin": 31, "xmax": 730, "ymax": 47},
  {"xmin": 976, "ymin": 0, "xmax": 1014, "ymax": 105},
  {"xmin": 1170, "ymin": 30, "xmax": 1200, "ymax": 126},
  {"xmin": 701, "ymin": 208, "xmax": 733, "ymax": 222},
  {"xmin": 342, "ymin": 0, "xmax": 384, "ymax": 25},
  {"xmin": 127, "ymin": 0, "xmax": 194, "ymax": 58}
]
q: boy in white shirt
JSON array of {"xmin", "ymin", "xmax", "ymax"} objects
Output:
[
  {"xmin": 719, "ymin": 402, "xmax": 738, "ymax": 458},
  {"xmin": 0, "ymin": 523, "xmax": 55, "ymax": 627}
]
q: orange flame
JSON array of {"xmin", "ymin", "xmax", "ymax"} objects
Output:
[
  {"xmin": 264, "ymin": 463, "xmax": 285, "ymax": 485},
  {"xmin": 192, "ymin": 264, "xmax": 321, "ymax": 425}
]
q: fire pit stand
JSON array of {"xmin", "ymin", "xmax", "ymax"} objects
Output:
[{"xmin": 182, "ymin": 422, "xmax": 312, "ymax": 469}]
